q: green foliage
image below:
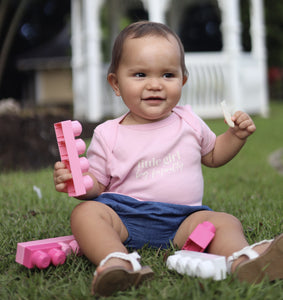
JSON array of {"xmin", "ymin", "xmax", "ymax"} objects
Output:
[
  {"xmin": 1, "ymin": 102, "xmax": 283, "ymax": 299},
  {"xmin": 264, "ymin": 0, "xmax": 283, "ymax": 66},
  {"xmin": 240, "ymin": 0, "xmax": 283, "ymax": 66}
]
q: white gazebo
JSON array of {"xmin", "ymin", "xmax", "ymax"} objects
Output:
[{"xmin": 71, "ymin": 0, "xmax": 268, "ymax": 122}]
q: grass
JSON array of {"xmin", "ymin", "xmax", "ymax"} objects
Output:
[{"xmin": 1, "ymin": 102, "xmax": 283, "ymax": 299}]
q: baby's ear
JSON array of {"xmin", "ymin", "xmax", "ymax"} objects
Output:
[
  {"xmin": 182, "ymin": 75, "xmax": 188, "ymax": 86},
  {"xmin": 107, "ymin": 73, "xmax": 121, "ymax": 96}
]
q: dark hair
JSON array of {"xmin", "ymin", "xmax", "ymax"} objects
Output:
[{"xmin": 108, "ymin": 21, "xmax": 188, "ymax": 78}]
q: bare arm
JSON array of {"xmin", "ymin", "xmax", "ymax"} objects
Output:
[
  {"xmin": 202, "ymin": 111, "xmax": 256, "ymax": 168},
  {"xmin": 53, "ymin": 161, "xmax": 106, "ymax": 200}
]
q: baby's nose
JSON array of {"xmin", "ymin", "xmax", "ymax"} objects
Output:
[{"xmin": 146, "ymin": 78, "xmax": 162, "ymax": 90}]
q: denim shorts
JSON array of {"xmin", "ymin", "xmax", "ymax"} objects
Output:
[{"xmin": 94, "ymin": 193, "xmax": 211, "ymax": 249}]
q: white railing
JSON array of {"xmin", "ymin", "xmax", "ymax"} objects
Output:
[{"xmin": 181, "ymin": 53, "xmax": 227, "ymax": 118}]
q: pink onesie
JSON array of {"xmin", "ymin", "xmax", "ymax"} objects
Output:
[{"xmin": 87, "ymin": 105, "xmax": 216, "ymax": 206}]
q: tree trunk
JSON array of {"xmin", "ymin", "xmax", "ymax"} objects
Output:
[
  {"xmin": 0, "ymin": 0, "xmax": 11, "ymax": 38},
  {"xmin": 0, "ymin": 0, "xmax": 31, "ymax": 90}
]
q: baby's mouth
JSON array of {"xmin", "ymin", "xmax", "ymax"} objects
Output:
[{"xmin": 142, "ymin": 96, "xmax": 165, "ymax": 101}]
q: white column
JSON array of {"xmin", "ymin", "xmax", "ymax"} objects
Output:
[
  {"xmin": 250, "ymin": 0, "xmax": 269, "ymax": 116},
  {"xmin": 83, "ymin": 0, "xmax": 104, "ymax": 122},
  {"xmin": 218, "ymin": 0, "xmax": 242, "ymax": 109},
  {"xmin": 218, "ymin": 0, "xmax": 242, "ymax": 54},
  {"xmin": 250, "ymin": 0, "xmax": 265, "ymax": 59},
  {"xmin": 71, "ymin": 0, "xmax": 85, "ymax": 119},
  {"xmin": 141, "ymin": 0, "xmax": 171, "ymax": 24}
]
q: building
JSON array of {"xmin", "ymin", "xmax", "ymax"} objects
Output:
[{"xmin": 17, "ymin": 25, "xmax": 73, "ymax": 108}]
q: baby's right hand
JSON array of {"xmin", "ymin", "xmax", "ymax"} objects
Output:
[{"xmin": 53, "ymin": 161, "xmax": 72, "ymax": 193}]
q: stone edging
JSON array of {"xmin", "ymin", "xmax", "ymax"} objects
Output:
[{"xmin": 268, "ymin": 148, "xmax": 283, "ymax": 175}]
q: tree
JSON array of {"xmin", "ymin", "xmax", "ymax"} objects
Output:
[
  {"xmin": 0, "ymin": 0, "xmax": 70, "ymax": 99},
  {"xmin": 0, "ymin": 0, "xmax": 31, "ymax": 92},
  {"xmin": 264, "ymin": 0, "xmax": 283, "ymax": 67}
]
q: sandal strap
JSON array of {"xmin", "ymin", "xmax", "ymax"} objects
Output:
[
  {"xmin": 227, "ymin": 239, "xmax": 273, "ymax": 273},
  {"xmin": 98, "ymin": 252, "xmax": 142, "ymax": 272}
]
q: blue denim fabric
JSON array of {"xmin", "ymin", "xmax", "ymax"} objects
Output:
[{"xmin": 94, "ymin": 193, "xmax": 212, "ymax": 249}]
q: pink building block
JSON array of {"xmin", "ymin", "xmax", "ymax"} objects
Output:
[
  {"xmin": 16, "ymin": 235, "xmax": 82, "ymax": 269},
  {"xmin": 54, "ymin": 120, "xmax": 94, "ymax": 197},
  {"xmin": 182, "ymin": 221, "xmax": 216, "ymax": 252}
]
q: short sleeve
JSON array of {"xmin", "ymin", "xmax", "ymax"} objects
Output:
[
  {"xmin": 199, "ymin": 118, "xmax": 216, "ymax": 156},
  {"xmin": 173, "ymin": 105, "xmax": 216, "ymax": 156}
]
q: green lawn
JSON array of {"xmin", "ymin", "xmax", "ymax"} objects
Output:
[{"xmin": 1, "ymin": 102, "xmax": 283, "ymax": 299}]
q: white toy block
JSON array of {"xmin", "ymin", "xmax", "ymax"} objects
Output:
[
  {"xmin": 220, "ymin": 100, "xmax": 235, "ymax": 128},
  {"xmin": 16, "ymin": 235, "xmax": 82, "ymax": 269},
  {"xmin": 54, "ymin": 120, "xmax": 94, "ymax": 197},
  {"xmin": 167, "ymin": 250, "xmax": 227, "ymax": 280}
]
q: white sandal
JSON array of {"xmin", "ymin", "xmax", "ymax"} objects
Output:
[
  {"xmin": 227, "ymin": 234, "xmax": 283, "ymax": 284},
  {"xmin": 91, "ymin": 252, "xmax": 154, "ymax": 296}
]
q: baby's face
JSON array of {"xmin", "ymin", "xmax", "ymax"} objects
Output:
[{"xmin": 108, "ymin": 34, "xmax": 187, "ymax": 124}]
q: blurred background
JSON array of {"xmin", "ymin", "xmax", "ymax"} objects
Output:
[
  {"xmin": 0, "ymin": 0, "xmax": 282, "ymax": 170},
  {"xmin": 1, "ymin": 0, "xmax": 283, "ymax": 108}
]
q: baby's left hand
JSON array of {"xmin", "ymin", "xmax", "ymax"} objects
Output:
[{"xmin": 230, "ymin": 111, "xmax": 256, "ymax": 140}]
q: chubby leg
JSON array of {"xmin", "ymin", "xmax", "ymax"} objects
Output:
[
  {"xmin": 71, "ymin": 201, "xmax": 154, "ymax": 296},
  {"xmin": 173, "ymin": 210, "xmax": 283, "ymax": 283},
  {"xmin": 174, "ymin": 211, "xmax": 248, "ymax": 255},
  {"xmin": 173, "ymin": 210, "xmax": 268, "ymax": 272},
  {"xmin": 173, "ymin": 210, "xmax": 283, "ymax": 279},
  {"xmin": 71, "ymin": 201, "xmax": 130, "ymax": 269}
]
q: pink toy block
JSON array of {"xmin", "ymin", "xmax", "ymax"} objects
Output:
[
  {"xmin": 182, "ymin": 221, "xmax": 215, "ymax": 252},
  {"xmin": 54, "ymin": 120, "xmax": 94, "ymax": 197},
  {"xmin": 16, "ymin": 235, "xmax": 82, "ymax": 269}
]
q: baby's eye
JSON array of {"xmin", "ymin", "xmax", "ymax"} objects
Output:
[
  {"xmin": 135, "ymin": 73, "xmax": 146, "ymax": 78},
  {"xmin": 163, "ymin": 73, "xmax": 174, "ymax": 78}
]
